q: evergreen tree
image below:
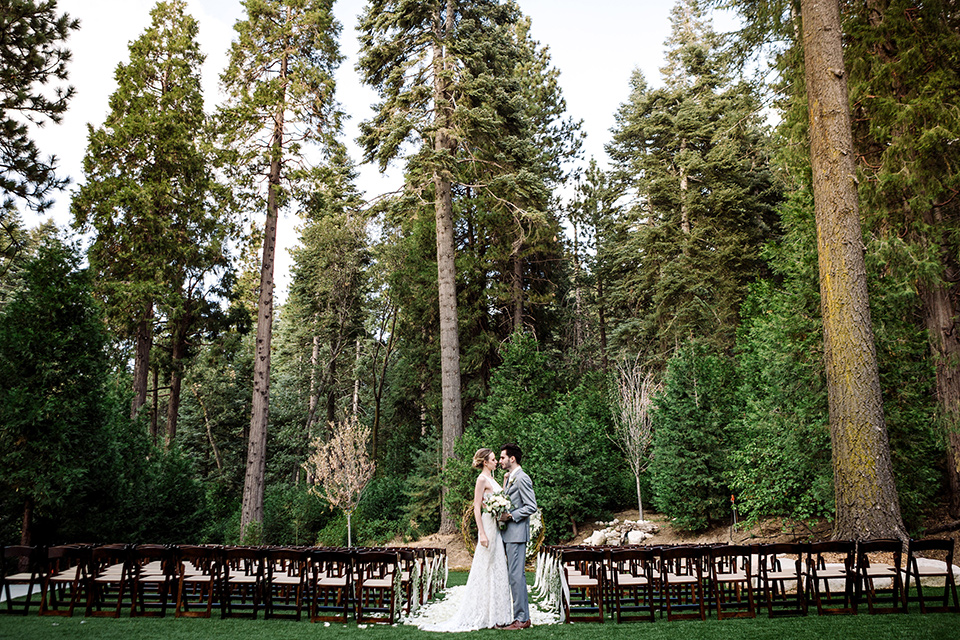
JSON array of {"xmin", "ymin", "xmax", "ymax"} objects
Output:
[
  {"xmin": 605, "ymin": 0, "xmax": 780, "ymax": 365},
  {"xmin": 0, "ymin": 236, "xmax": 109, "ymax": 545},
  {"xmin": 0, "ymin": 0, "xmax": 77, "ymax": 216},
  {"xmin": 219, "ymin": 0, "xmax": 341, "ymax": 539},
  {"xmin": 845, "ymin": 0, "xmax": 960, "ymax": 517},
  {"xmin": 650, "ymin": 340, "xmax": 739, "ymax": 531},
  {"xmin": 357, "ymin": 0, "xmax": 575, "ymax": 531},
  {"xmin": 565, "ymin": 158, "xmax": 621, "ymax": 372},
  {"xmin": 283, "ymin": 144, "xmax": 369, "ymax": 464},
  {"xmin": 72, "ymin": 0, "xmax": 232, "ymax": 437}
]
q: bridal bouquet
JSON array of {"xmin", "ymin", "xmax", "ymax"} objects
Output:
[{"xmin": 483, "ymin": 490, "xmax": 513, "ymax": 530}]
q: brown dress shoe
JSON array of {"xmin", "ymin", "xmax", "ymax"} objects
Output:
[{"xmin": 502, "ymin": 620, "xmax": 531, "ymax": 630}]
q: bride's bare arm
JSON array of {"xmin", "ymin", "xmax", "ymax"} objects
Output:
[{"xmin": 474, "ymin": 476, "xmax": 489, "ymax": 548}]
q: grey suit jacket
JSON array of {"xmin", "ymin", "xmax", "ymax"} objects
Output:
[{"xmin": 501, "ymin": 466, "xmax": 537, "ymax": 544}]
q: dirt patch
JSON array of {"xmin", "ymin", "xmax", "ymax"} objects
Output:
[
  {"xmin": 568, "ymin": 510, "xmax": 833, "ymax": 547},
  {"xmin": 389, "ymin": 532, "xmax": 475, "ymax": 571},
  {"xmin": 389, "ymin": 508, "xmax": 960, "ymax": 571}
]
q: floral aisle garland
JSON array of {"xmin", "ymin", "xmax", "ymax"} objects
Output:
[
  {"xmin": 532, "ymin": 551, "xmax": 563, "ymax": 614},
  {"xmin": 408, "ymin": 559, "xmax": 422, "ymax": 615},
  {"xmin": 526, "ymin": 509, "xmax": 544, "ymax": 560},
  {"xmin": 393, "ymin": 565, "xmax": 403, "ymax": 619}
]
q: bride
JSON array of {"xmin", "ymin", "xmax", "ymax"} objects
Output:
[{"xmin": 411, "ymin": 448, "xmax": 513, "ymax": 632}]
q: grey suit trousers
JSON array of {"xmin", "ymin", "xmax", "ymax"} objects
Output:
[{"xmin": 504, "ymin": 541, "xmax": 529, "ymax": 622}]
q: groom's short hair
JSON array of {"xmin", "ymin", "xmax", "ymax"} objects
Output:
[{"xmin": 501, "ymin": 443, "xmax": 523, "ymax": 464}]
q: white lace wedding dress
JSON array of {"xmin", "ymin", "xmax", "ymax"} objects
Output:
[{"xmin": 409, "ymin": 481, "xmax": 513, "ymax": 632}]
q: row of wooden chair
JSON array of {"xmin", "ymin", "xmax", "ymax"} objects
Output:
[
  {"xmin": 538, "ymin": 538, "xmax": 959, "ymax": 623},
  {"xmin": 0, "ymin": 544, "xmax": 447, "ymax": 624}
]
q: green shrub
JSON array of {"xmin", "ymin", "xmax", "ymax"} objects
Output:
[{"xmin": 650, "ymin": 341, "xmax": 740, "ymax": 531}]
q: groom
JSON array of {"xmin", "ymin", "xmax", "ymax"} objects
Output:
[{"xmin": 498, "ymin": 443, "xmax": 537, "ymax": 630}]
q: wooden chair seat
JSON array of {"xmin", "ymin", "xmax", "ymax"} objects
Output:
[
  {"xmin": 609, "ymin": 548, "xmax": 656, "ymax": 623},
  {"xmin": 355, "ymin": 551, "xmax": 398, "ymax": 624},
  {"xmin": 710, "ymin": 545, "xmax": 756, "ymax": 620},
  {"xmin": 759, "ymin": 544, "xmax": 807, "ymax": 617},
  {"xmin": 1, "ymin": 546, "xmax": 45, "ymax": 616},
  {"xmin": 616, "ymin": 573, "xmax": 648, "ymax": 587},
  {"xmin": 715, "ymin": 570, "xmax": 749, "ymax": 583},
  {"xmin": 560, "ymin": 549, "xmax": 605, "ymax": 623},
  {"xmin": 805, "ymin": 541, "xmax": 857, "ymax": 615},
  {"xmin": 660, "ymin": 546, "xmax": 708, "ymax": 621},
  {"xmin": 174, "ymin": 546, "xmax": 220, "ymax": 619},
  {"xmin": 309, "ymin": 550, "xmax": 351, "ymax": 623},
  {"xmin": 856, "ymin": 539, "xmax": 905, "ymax": 614},
  {"xmin": 904, "ymin": 539, "xmax": 959, "ymax": 613},
  {"xmin": 665, "ymin": 572, "xmax": 698, "ymax": 584}
]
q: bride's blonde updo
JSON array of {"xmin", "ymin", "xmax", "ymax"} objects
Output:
[{"xmin": 472, "ymin": 448, "xmax": 495, "ymax": 470}]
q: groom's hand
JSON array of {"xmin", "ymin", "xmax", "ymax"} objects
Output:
[{"xmin": 499, "ymin": 512, "xmax": 512, "ymax": 522}]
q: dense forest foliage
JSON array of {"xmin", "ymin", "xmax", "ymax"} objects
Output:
[{"xmin": 2, "ymin": 0, "xmax": 959, "ymax": 547}]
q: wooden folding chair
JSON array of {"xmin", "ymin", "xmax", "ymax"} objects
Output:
[
  {"xmin": 263, "ymin": 548, "xmax": 306, "ymax": 620},
  {"xmin": 855, "ymin": 539, "xmax": 905, "ymax": 614},
  {"xmin": 805, "ymin": 541, "xmax": 856, "ymax": 615},
  {"xmin": 174, "ymin": 546, "xmax": 220, "ymax": 618},
  {"xmin": 129, "ymin": 544, "xmax": 178, "ymax": 617},
  {"xmin": 309, "ymin": 549, "xmax": 352, "ymax": 623},
  {"xmin": 354, "ymin": 551, "xmax": 398, "ymax": 624},
  {"xmin": 659, "ymin": 546, "xmax": 708, "ymax": 621},
  {"xmin": 221, "ymin": 547, "xmax": 264, "ymax": 619},
  {"xmin": 710, "ymin": 544, "xmax": 757, "ymax": 619},
  {"xmin": 560, "ymin": 549, "xmax": 605, "ymax": 622},
  {"xmin": 39, "ymin": 545, "xmax": 90, "ymax": 617},
  {"xmin": 758, "ymin": 543, "xmax": 807, "ymax": 617},
  {"xmin": 609, "ymin": 547, "xmax": 656, "ymax": 622},
  {"xmin": 0, "ymin": 545, "xmax": 44, "ymax": 615},
  {"xmin": 903, "ymin": 538, "xmax": 960, "ymax": 613},
  {"xmin": 85, "ymin": 544, "xmax": 133, "ymax": 618}
]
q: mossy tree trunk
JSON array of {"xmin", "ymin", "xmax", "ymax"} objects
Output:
[{"xmin": 800, "ymin": 0, "xmax": 906, "ymax": 541}]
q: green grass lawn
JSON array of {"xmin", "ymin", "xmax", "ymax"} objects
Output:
[{"xmin": 2, "ymin": 571, "xmax": 958, "ymax": 640}]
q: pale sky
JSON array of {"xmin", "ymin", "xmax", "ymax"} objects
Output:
[{"xmin": 29, "ymin": 0, "xmax": 740, "ymax": 298}]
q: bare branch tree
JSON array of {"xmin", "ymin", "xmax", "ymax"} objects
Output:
[
  {"xmin": 611, "ymin": 359, "xmax": 660, "ymax": 521},
  {"xmin": 303, "ymin": 417, "xmax": 375, "ymax": 546}
]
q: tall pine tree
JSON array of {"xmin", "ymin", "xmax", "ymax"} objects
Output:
[
  {"xmin": 72, "ymin": 0, "xmax": 232, "ymax": 435},
  {"xmin": 219, "ymin": 0, "xmax": 341, "ymax": 539},
  {"xmin": 846, "ymin": 0, "xmax": 960, "ymax": 518},
  {"xmin": 358, "ymin": 0, "xmax": 575, "ymax": 531},
  {"xmin": 605, "ymin": 0, "xmax": 779, "ymax": 365}
]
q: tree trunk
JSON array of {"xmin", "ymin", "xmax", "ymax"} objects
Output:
[
  {"xmin": 150, "ymin": 364, "xmax": 159, "ymax": 446},
  {"xmin": 511, "ymin": 243, "xmax": 523, "ymax": 332},
  {"xmin": 241, "ymin": 105, "xmax": 283, "ymax": 541},
  {"xmin": 192, "ymin": 383, "xmax": 223, "ymax": 471},
  {"xmin": 635, "ymin": 473, "xmax": 643, "ymax": 522},
  {"xmin": 305, "ymin": 325, "xmax": 320, "ymax": 438},
  {"xmin": 434, "ymin": 0, "xmax": 462, "ymax": 535},
  {"xmin": 352, "ymin": 339, "xmax": 361, "ymax": 418},
  {"xmin": 860, "ymin": 0, "xmax": 960, "ymax": 519},
  {"xmin": 597, "ymin": 279, "xmax": 609, "ymax": 371},
  {"xmin": 572, "ymin": 221, "xmax": 584, "ymax": 353},
  {"xmin": 679, "ymin": 139, "xmax": 690, "ymax": 236},
  {"xmin": 165, "ymin": 319, "xmax": 188, "ymax": 447},
  {"xmin": 919, "ymin": 279, "xmax": 960, "ymax": 517},
  {"xmin": 325, "ymin": 347, "xmax": 337, "ymax": 426},
  {"xmin": 371, "ymin": 306, "xmax": 397, "ymax": 464},
  {"xmin": 800, "ymin": 0, "xmax": 906, "ymax": 541},
  {"xmin": 131, "ymin": 302, "xmax": 153, "ymax": 419},
  {"xmin": 20, "ymin": 495, "xmax": 33, "ymax": 548}
]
